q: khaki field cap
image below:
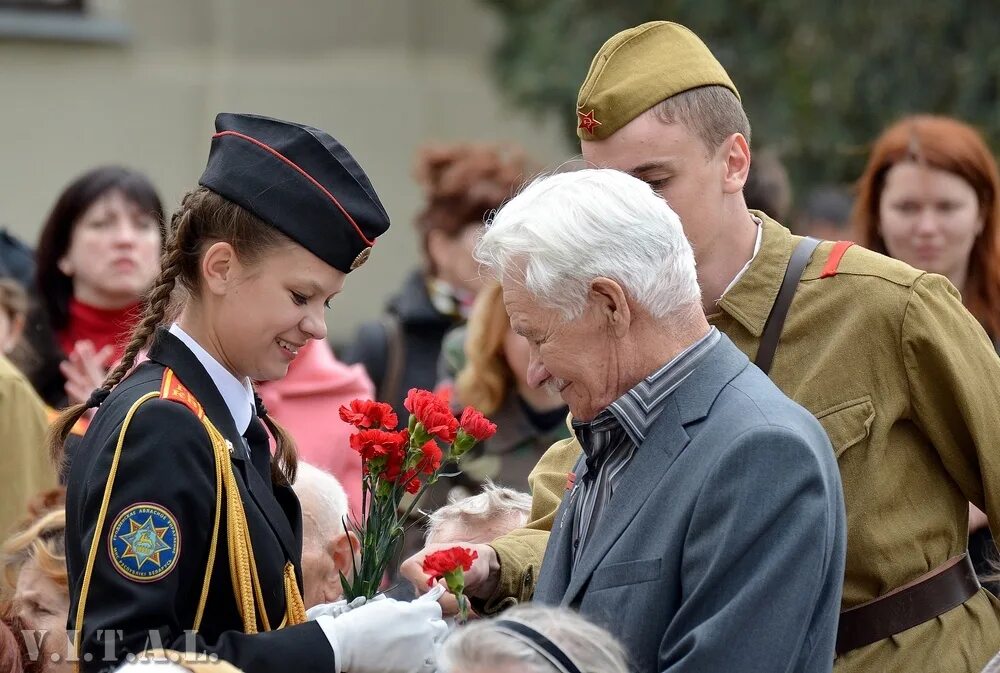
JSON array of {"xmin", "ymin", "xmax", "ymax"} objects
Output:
[{"xmin": 576, "ymin": 21, "xmax": 740, "ymax": 141}]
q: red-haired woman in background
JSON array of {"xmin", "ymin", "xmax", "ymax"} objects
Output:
[{"xmin": 853, "ymin": 114, "xmax": 1000, "ymax": 590}]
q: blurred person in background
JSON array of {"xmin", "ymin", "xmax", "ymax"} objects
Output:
[
  {"xmin": 853, "ymin": 114, "xmax": 1000, "ymax": 590},
  {"xmin": 437, "ymin": 604, "xmax": 630, "ymax": 673},
  {"xmin": 292, "ymin": 463, "xmax": 358, "ymax": 609},
  {"xmin": 435, "ymin": 283, "xmax": 570, "ymax": 501},
  {"xmin": 33, "ymin": 166, "xmax": 164, "ymax": 408},
  {"xmin": 796, "ymin": 186, "xmax": 854, "ymax": 240},
  {"xmin": 742, "ymin": 147, "xmax": 792, "ymax": 222},
  {"xmin": 343, "ymin": 143, "xmax": 534, "ymax": 418},
  {"xmin": 0, "ymin": 602, "xmax": 42, "ymax": 673},
  {"xmin": 0, "ymin": 228, "xmax": 35, "ymax": 289},
  {"xmin": 1, "ymin": 488, "xmax": 69, "ymax": 673},
  {"xmin": 424, "ymin": 481, "xmax": 532, "ymax": 548},
  {"xmin": 0, "ymin": 293, "xmax": 53, "ymax": 536},
  {"xmin": 853, "ymin": 115, "xmax": 1000, "ymax": 346},
  {"xmin": 0, "ymin": 278, "xmax": 29, "ymax": 365},
  {"xmin": 258, "ymin": 341, "xmax": 373, "ymax": 518}
]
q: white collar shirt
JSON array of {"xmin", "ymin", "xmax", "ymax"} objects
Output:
[
  {"xmin": 719, "ymin": 215, "xmax": 764, "ymax": 302},
  {"xmin": 168, "ymin": 323, "xmax": 254, "ymax": 436}
]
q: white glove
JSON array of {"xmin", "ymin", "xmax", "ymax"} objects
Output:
[
  {"xmin": 318, "ymin": 586, "xmax": 447, "ymax": 673},
  {"xmin": 306, "ymin": 593, "xmax": 384, "ymax": 620}
]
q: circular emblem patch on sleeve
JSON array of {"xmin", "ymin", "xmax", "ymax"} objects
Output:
[{"xmin": 108, "ymin": 503, "xmax": 181, "ymax": 582}]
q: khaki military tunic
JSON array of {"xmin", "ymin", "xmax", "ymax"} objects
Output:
[
  {"xmin": 0, "ymin": 354, "xmax": 54, "ymax": 537},
  {"xmin": 488, "ymin": 217, "xmax": 1000, "ymax": 673}
]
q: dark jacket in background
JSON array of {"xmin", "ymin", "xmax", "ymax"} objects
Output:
[{"xmin": 342, "ymin": 269, "xmax": 461, "ymax": 418}]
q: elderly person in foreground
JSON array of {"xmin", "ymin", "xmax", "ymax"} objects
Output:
[
  {"xmin": 438, "ymin": 604, "xmax": 629, "ymax": 673},
  {"xmin": 406, "ymin": 168, "xmax": 847, "ymax": 672}
]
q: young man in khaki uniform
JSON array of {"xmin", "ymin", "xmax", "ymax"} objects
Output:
[
  {"xmin": 403, "ymin": 21, "xmax": 1000, "ymax": 673},
  {"xmin": 0, "ymin": 353, "xmax": 54, "ymax": 537}
]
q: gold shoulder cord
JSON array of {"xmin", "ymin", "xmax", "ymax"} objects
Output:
[{"xmin": 73, "ymin": 389, "xmax": 306, "ymax": 670}]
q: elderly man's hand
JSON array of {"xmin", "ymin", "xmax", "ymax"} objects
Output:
[{"xmin": 401, "ymin": 542, "xmax": 499, "ymax": 615}]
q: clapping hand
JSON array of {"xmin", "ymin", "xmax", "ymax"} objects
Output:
[{"xmin": 61, "ymin": 340, "xmax": 113, "ymax": 406}]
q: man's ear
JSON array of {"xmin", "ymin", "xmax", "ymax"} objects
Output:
[
  {"xmin": 200, "ymin": 241, "xmax": 238, "ymax": 297},
  {"xmin": 589, "ymin": 277, "xmax": 631, "ymax": 338},
  {"xmin": 330, "ymin": 530, "xmax": 360, "ymax": 576},
  {"xmin": 721, "ymin": 132, "xmax": 751, "ymax": 195}
]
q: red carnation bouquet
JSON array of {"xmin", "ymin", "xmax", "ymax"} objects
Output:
[
  {"xmin": 422, "ymin": 547, "xmax": 478, "ymax": 622},
  {"xmin": 338, "ymin": 389, "xmax": 497, "ymax": 600}
]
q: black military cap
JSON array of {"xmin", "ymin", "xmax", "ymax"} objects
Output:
[{"xmin": 198, "ymin": 112, "xmax": 390, "ymax": 273}]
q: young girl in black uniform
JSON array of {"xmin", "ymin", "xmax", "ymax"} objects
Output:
[{"xmin": 53, "ymin": 113, "xmax": 446, "ymax": 673}]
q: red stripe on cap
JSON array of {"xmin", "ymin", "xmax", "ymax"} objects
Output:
[
  {"xmin": 212, "ymin": 130, "xmax": 374, "ymax": 246},
  {"xmin": 820, "ymin": 241, "xmax": 855, "ymax": 278}
]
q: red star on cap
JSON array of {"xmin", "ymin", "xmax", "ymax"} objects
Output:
[{"xmin": 577, "ymin": 109, "xmax": 602, "ymax": 135}]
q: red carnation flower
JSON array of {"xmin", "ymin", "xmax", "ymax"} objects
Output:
[
  {"xmin": 339, "ymin": 399, "xmax": 398, "ymax": 430},
  {"xmin": 459, "ymin": 406, "xmax": 497, "ymax": 442},
  {"xmin": 416, "ymin": 440, "xmax": 443, "ymax": 475},
  {"xmin": 405, "ymin": 388, "xmax": 459, "ymax": 443},
  {"xmin": 422, "ymin": 547, "xmax": 479, "ymax": 587},
  {"xmin": 349, "ymin": 429, "xmax": 408, "ymax": 462}
]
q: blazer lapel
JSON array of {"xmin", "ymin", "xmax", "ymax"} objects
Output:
[
  {"xmin": 560, "ymin": 334, "xmax": 752, "ymax": 606},
  {"xmin": 562, "ymin": 398, "xmax": 690, "ymax": 605},
  {"xmin": 241, "ymin": 461, "xmax": 302, "ymax": 568}
]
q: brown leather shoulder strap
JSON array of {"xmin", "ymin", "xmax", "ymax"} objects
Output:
[{"xmin": 754, "ymin": 236, "xmax": 820, "ymax": 375}]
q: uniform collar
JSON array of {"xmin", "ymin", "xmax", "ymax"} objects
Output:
[
  {"xmin": 711, "ymin": 214, "xmax": 798, "ymax": 337},
  {"xmin": 719, "ymin": 215, "xmax": 763, "ymax": 299},
  {"xmin": 168, "ymin": 323, "xmax": 255, "ymax": 435}
]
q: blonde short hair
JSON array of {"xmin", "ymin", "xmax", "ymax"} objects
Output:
[
  {"xmin": 2, "ymin": 499, "xmax": 66, "ymax": 595},
  {"xmin": 455, "ymin": 283, "xmax": 513, "ymax": 415}
]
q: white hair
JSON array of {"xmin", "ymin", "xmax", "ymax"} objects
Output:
[
  {"xmin": 476, "ymin": 168, "xmax": 701, "ymax": 319},
  {"xmin": 425, "ymin": 480, "xmax": 532, "ymax": 542},
  {"xmin": 293, "ymin": 462, "xmax": 349, "ymax": 551},
  {"xmin": 438, "ymin": 605, "xmax": 630, "ymax": 673}
]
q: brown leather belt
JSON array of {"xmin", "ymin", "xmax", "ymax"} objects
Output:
[{"xmin": 836, "ymin": 554, "xmax": 981, "ymax": 655}]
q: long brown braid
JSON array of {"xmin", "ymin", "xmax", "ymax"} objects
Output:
[{"xmin": 48, "ymin": 187, "xmax": 299, "ymax": 486}]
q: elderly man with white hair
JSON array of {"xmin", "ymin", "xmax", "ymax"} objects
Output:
[
  {"xmin": 293, "ymin": 462, "xmax": 358, "ymax": 609},
  {"xmin": 406, "ymin": 168, "xmax": 847, "ymax": 673}
]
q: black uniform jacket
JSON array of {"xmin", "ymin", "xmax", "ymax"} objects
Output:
[{"xmin": 65, "ymin": 329, "xmax": 335, "ymax": 673}]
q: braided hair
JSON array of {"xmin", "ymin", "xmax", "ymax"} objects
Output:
[{"xmin": 49, "ymin": 188, "xmax": 301, "ymax": 485}]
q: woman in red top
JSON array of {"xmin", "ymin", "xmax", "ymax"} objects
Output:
[{"xmin": 32, "ymin": 166, "xmax": 164, "ymax": 407}]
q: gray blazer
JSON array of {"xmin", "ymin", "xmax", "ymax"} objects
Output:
[{"xmin": 534, "ymin": 335, "xmax": 846, "ymax": 673}]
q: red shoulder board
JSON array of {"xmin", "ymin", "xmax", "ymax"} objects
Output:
[
  {"xmin": 820, "ymin": 241, "xmax": 855, "ymax": 278},
  {"xmin": 160, "ymin": 368, "xmax": 205, "ymax": 419}
]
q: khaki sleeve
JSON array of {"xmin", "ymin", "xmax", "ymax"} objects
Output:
[
  {"xmin": 901, "ymin": 273, "xmax": 1000, "ymax": 523},
  {"xmin": 483, "ymin": 431, "xmax": 582, "ymax": 610},
  {"xmin": 0, "ymin": 371, "xmax": 55, "ymax": 537}
]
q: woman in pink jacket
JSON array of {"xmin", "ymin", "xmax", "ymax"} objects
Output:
[{"xmin": 257, "ymin": 339, "xmax": 373, "ymax": 519}]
